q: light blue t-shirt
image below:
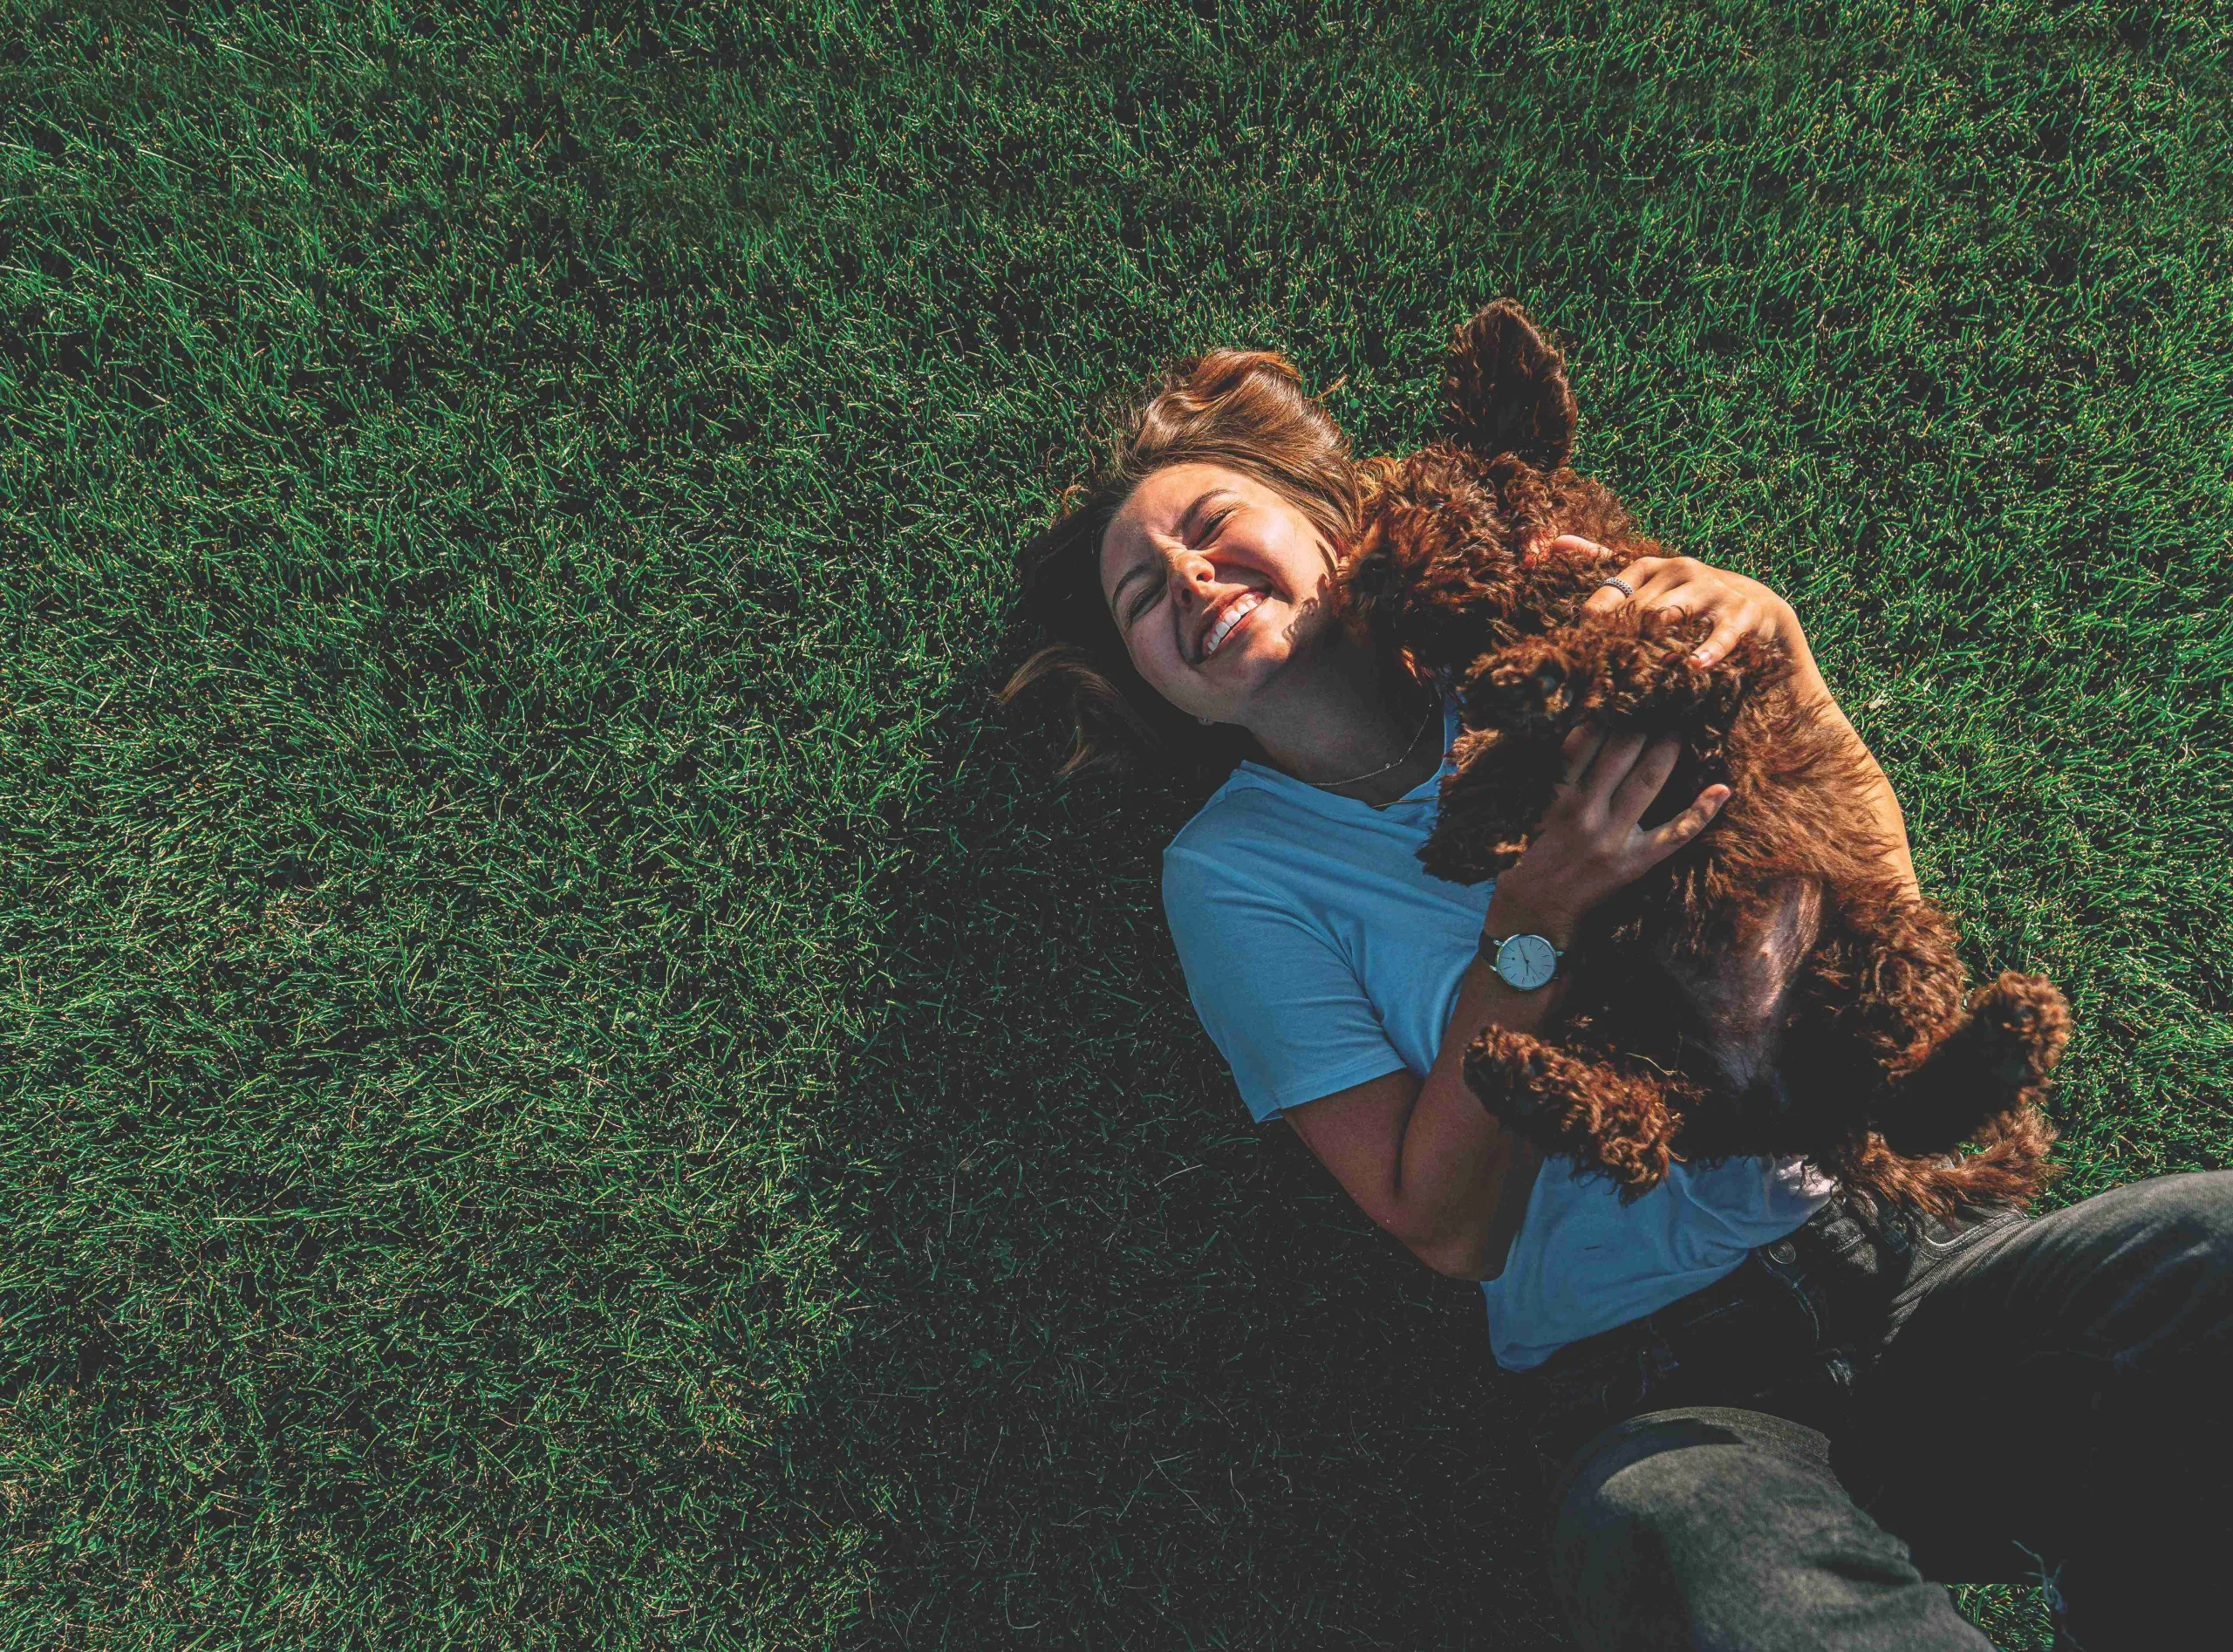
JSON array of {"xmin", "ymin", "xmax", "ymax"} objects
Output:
[{"xmin": 1162, "ymin": 697, "xmax": 1831, "ymax": 1372}]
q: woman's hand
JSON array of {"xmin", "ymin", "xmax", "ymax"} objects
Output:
[
  {"xmin": 1565, "ymin": 536, "xmax": 1811, "ymax": 676},
  {"xmin": 1554, "ymin": 534, "xmax": 1920, "ymax": 897},
  {"xmin": 1489, "ymin": 723, "xmax": 1730, "ymax": 945}
]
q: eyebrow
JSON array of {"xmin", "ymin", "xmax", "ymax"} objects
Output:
[{"xmin": 1106, "ymin": 489, "xmax": 1234, "ymax": 620}]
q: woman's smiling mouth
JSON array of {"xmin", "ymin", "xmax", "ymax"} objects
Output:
[{"xmin": 1201, "ymin": 591, "xmax": 1264, "ymax": 660}]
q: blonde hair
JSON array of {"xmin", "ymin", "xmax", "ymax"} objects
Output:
[{"xmin": 998, "ymin": 348, "xmax": 1368, "ymax": 779}]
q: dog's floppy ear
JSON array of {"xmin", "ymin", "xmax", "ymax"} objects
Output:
[{"xmin": 1442, "ymin": 299, "xmax": 1579, "ymax": 469}]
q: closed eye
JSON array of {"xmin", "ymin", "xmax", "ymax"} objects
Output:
[{"xmin": 1121, "ymin": 507, "xmax": 1236, "ymax": 627}]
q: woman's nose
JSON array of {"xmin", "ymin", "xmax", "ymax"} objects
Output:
[{"xmin": 1169, "ymin": 549, "xmax": 1216, "ymax": 604}]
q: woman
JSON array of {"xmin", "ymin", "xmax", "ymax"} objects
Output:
[{"xmin": 1001, "ymin": 345, "xmax": 2230, "ymax": 1650}]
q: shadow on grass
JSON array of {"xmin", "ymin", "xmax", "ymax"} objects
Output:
[{"xmin": 770, "ymin": 659, "xmax": 1571, "ymax": 1649}]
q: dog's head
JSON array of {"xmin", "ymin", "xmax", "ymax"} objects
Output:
[{"xmin": 1340, "ymin": 301, "xmax": 1622, "ymax": 682}]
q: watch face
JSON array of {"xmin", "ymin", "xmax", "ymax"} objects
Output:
[{"xmin": 1496, "ymin": 933, "xmax": 1560, "ymax": 991}]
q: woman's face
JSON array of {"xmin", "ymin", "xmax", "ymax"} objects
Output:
[{"xmin": 1097, "ymin": 462, "xmax": 1342, "ymax": 726}]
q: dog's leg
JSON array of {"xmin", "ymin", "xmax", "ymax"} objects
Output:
[
  {"xmin": 1871, "ymin": 972, "xmax": 2072, "ymax": 1156},
  {"xmin": 1780, "ymin": 885, "xmax": 2068, "ymax": 1158},
  {"xmin": 1463, "ymin": 1026, "xmax": 1690, "ymax": 1199},
  {"xmin": 1461, "ymin": 610, "xmax": 1772, "ymax": 765},
  {"xmin": 1417, "ymin": 724, "xmax": 1566, "ymax": 884}
]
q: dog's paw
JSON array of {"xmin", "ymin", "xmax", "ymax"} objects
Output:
[
  {"xmin": 1874, "ymin": 973, "xmax": 2073, "ymax": 1154},
  {"xmin": 1462, "ymin": 1026, "xmax": 1559, "ymax": 1129},
  {"xmin": 1417, "ymin": 828, "xmax": 1530, "ymax": 886},
  {"xmin": 1464, "ymin": 1029, "xmax": 1682, "ymax": 1197},
  {"xmin": 1470, "ymin": 651, "xmax": 1572, "ymax": 732},
  {"xmin": 1969, "ymin": 972, "xmax": 2073, "ymax": 1090},
  {"xmin": 1463, "ymin": 1027, "xmax": 1601, "ymax": 1152}
]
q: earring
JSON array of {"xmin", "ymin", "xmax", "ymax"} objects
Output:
[{"xmin": 1198, "ymin": 714, "xmax": 1215, "ymax": 727}]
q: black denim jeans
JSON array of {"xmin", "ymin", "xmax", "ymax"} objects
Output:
[{"xmin": 1517, "ymin": 1171, "xmax": 2233, "ymax": 1650}]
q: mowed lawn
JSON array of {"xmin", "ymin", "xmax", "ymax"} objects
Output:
[{"xmin": 3, "ymin": 3, "xmax": 2229, "ymax": 1647}]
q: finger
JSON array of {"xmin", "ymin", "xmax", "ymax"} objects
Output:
[
  {"xmin": 1615, "ymin": 556, "xmax": 1688, "ymax": 596},
  {"xmin": 1608, "ymin": 734, "xmax": 1683, "ymax": 824},
  {"xmin": 1633, "ymin": 575, "xmax": 1703, "ymax": 620},
  {"xmin": 1555, "ymin": 720, "xmax": 1609, "ymax": 791},
  {"xmin": 1549, "ymin": 534, "xmax": 1612, "ymax": 558},
  {"xmin": 1637, "ymin": 555, "xmax": 1701, "ymax": 588},
  {"xmin": 1689, "ymin": 604, "xmax": 1757, "ymax": 668},
  {"xmin": 1582, "ymin": 557, "xmax": 1660, "ymax": 615},
  {"xmin": 1635, "ymin": 783, "xmax": 1732, "ymax": 865},
  {"xmin": 1575, "ymin": 727, "xmax": 1650, "ymax": 804}
]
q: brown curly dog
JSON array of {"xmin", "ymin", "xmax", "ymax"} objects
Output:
[{"xmin": 1342, "ymin": 300, "xmax": 2070, "ymax": 1218}]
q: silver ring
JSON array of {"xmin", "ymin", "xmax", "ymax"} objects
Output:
[{"xmin": 1597, "ymin": 576, "xmax": 1635, "ymax": 599}]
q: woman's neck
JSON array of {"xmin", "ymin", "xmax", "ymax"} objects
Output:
[{"xmin": 1242, "ymin": 630, "xmax": 1441, "ymax": 804}]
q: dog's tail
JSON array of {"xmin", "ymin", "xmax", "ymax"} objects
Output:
[{"xmin": 1443, "ymin": 299, "xmax": 1579, "ymax": 470}]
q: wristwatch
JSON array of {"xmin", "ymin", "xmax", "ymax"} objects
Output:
[{"xmin": 1479, "ymin": 931, "xmax": 1563, "ymax": 991}]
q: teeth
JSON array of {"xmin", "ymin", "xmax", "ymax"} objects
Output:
[{"xmin": 1204, "ymin": 592, "xmax": 1262, "ymax": 659}]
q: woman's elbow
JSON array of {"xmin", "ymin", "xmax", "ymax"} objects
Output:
[
  {"xmin": 1386, "ymin": 1159, "xmax": 1540, "ymax": 1280},
  {"xmin": 1396, "ymin": 1223, "xmax": 1511, "ymax": 1282}
]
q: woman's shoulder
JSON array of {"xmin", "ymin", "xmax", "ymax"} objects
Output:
[
  {"xmin": 1164, "ymin": 765, "xmax": 1312, "ymax": 872},
  {"xmin": 1160, "ymin": 771, "xmax": 1342, "ymax": 963}
]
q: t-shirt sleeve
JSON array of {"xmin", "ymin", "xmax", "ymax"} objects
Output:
[{"xmin": 1162, "ymin": 843, "xmax": 1411, "ymax": 1123}]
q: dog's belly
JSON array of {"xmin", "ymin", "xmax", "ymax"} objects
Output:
[{"xmin": 1656, "ymin": 878, "xmax": 1823, "ymax": 1096}]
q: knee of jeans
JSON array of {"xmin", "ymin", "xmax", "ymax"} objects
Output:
[
  {"xmin": 2059, "ymin": 1176, "xmax": 2233, "ymax": 1479},
  {"xmin": 1549, "ymin": 1405, "xmax": 1834, "ymax": 1513},
  {"xmin": 1552, "ymin": 1414, "xmax": 1792, "ymax": 1568},
  {"xmin": 2127, "ymin": 1169, "xmax": 2233, "ymax": 1244},
  {"xmin": 1548, "ymin": 1438, "xmax": 1725, "ymax": 1648},
  {"xmin": 2114, "ymin": 1172, "xmax": 2233, "ymax": 1335},
  {"xmin": 1548, "ymin": 1407, "xmax": 1922, "ymax": 1636}
]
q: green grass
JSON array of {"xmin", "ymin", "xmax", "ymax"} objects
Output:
[{"xmin": 2, "ymin": 2, "xmax": 2228, "ymax": 1646}]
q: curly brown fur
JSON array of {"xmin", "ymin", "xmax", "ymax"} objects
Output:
[
  {"xmin": 1464, "ymin": 1025, "xmax": 1693, "ymax": 1191},
  {"xmin": 1341, "ymin": 449, "xmax": 1635, "ymax": 686},
  {"xmin": 1345, "ymin": 299, "xmax": 2069, "ymax": 1218},
  {"xmin": 1442, "ymin": 301, "xmax": 1580, "ymax": 469}
]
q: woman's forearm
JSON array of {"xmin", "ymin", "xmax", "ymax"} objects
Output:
[
  {"xmin": 1388, "ymin": 642, "xmax": 1915, "ymax": 1276},
  {"xmin": 1779, "ymin": 625, "xmax": 1920, "ymax": 898},
  {"xmin": 1573, "ymin": 546, "xmax": 1918, "ymax": 899},
  {"xmin": 1385, "ymin": 886, "xmax": 1574, "ymax": 1278},
  {"xmin": 1287, "ymin": 726, "xmax": 1730, "ymax": 1280}
]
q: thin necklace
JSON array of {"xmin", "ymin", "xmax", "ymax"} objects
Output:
[{"xmin": 1305, "ymin": 697, "xmax": 1441, "ymax": 791}]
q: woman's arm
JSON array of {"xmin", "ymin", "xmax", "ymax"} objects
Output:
[
  {"xmin": 1286, "ymin": 550, "xmax": 1906, "ymax": 1279},
  {"xmin": 1574, "ymin": 541, "xmax": 1919, "ymax": 898},
  {"xmin": 1285, "ymin": 726, "xmax": 1729, "ymax": 1279}
]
